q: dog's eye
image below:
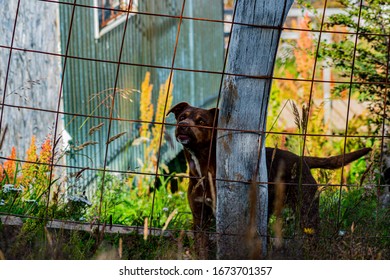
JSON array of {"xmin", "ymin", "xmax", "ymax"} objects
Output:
[
  {"xmin": 179, "ymin": 115, "xmax": 186, "ymax": 121},
  {"xmin": 198, "ymin": 120, "xmax": 206, "ymax": 126}
]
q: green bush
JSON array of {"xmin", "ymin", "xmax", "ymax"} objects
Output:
[{"xmin": 85, "ymin": 172, "xmax": 192, "ymax": 229}]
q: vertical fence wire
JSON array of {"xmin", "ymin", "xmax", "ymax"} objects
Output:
[
  {"xmin": 336, "ymin": 0, "xmax": 364, "ymax": 229},
  {"xmin": 377, "ymin": 28, "xmax": 390, "ymax": 223},
  {"xmin": 149, "ymin": 0, "xmax": 186, "ymax": 230},
  {"xmin": 0, "ymin": 0, "xmax": 21, "ymax": 220},
  {"xmin": 45, "ymin": 0, "xmax": 77, "ymax": 221},
  {"xmin": 298, "ymin": 0, "xmax": 329, "ymax": 231},
  {"xmin": 97, "ymin": 0, "xmax": 135, "ymax": 233}
]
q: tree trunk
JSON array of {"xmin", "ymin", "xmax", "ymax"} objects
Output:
[{"xmin": 216, "ymin": 0, "xmax": 294, "ymax": 259}]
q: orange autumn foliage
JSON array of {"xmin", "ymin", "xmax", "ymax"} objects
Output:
[
  {"xmin": 26, "ymin": 136, "xmax": 38, "ymax": 163},
  {"xmin": 19, "ymin": 136, "xmax": 39, "ymax": 187},
  {"xmin": 39, "ymin": 137, "xmax": 53, "ymax": 165},
  {"xmin": 275, "ymin": 13, "xmax": 322, "ymax": 102},
  {"xmin": 294, "ymin": 14, "xmax": 315, "ymax": 82},
  {"xmin": 1, "ymin": 135, "xmax": 53, "ymax": 187},
  {"xmin": 0, "ymin": 147, "xmax": 17, "ymax": 182}
]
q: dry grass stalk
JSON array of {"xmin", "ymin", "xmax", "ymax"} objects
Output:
[
  {"xmin": 0, "ymin": 249, "xmax": 5, "ymax": 260},
  {"xmin": 88, "ymin": 122, "xmax": 104, "ymax": 135},
  {"xmin": 273, "ymin": 161, "xmax": 286, "ymax": 249},
  {"xmin": 143, "ymin": 217, "xmax": 148, "ymax": 241},
  {"xmin": 291, "ymin": 101, "xmax": 309, "ymax": 135},
  {"xmin": 162, "ymin": 208, "xmax": 178, "ymax": 232},
  {"xmin": 106, "ymin": 132, "xmax": 127, "ymax": 144},
  {"xmin": 118, "ymin": 237, "xmax": 123, "ymax": 259},
  {"xmin": 72, "ymin": 141, "xmax": 98, "ymax": 151}
]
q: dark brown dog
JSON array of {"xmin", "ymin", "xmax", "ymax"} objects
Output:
[{"xmin": 167, "ymin": 102, "xmax": 371, "ymax": 251}]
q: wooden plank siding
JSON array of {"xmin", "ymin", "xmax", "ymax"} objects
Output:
[
  {"xmin": 59, "ymin": 0, "xmax": 224, "ymax": 196},
  {"xmin": 0, "ymin": 1, "xmax": 62, "ymax": 160}
]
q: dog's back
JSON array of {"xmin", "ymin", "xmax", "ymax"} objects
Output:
[{"xmin": 168, "ymin": 102, "xmax": 371, "ymax": 256}]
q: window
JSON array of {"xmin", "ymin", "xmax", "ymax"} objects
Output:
[{"xmin": 94, "ymin": 0, "xmax": 139, "ymax": 39}]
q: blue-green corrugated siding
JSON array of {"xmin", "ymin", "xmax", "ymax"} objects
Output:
[{"xmin": 59, "ymin": 0, "xmax": 224, "ymax": 195}]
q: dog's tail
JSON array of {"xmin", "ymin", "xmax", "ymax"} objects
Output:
[{"xmin": 304, "ymin": 147, "xmax": 371, "ymax": 170}]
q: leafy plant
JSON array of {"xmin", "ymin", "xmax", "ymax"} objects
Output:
[
  {"xmin": 0, "ymin": 136, "xmax": 55, "ymax": 215},
  {"xmin": 85, "ymin": 172, "xmax": 191, "ymax": 229},
  {"xmin": 319, "ymin": 0, "xmax": 389, "ymax": 128},
  {"xmin": 0, "ymin": 135, "xmax": 90, "ymax": 221}
]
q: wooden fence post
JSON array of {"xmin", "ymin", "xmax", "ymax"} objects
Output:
[{"xmin": 216, "ymin": 0, "xmax": 294, "ymax": 259}]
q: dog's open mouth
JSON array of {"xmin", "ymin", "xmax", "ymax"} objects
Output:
[{"xmin": 177, "ymin": 134, "xmax": 191, "ymax": 145}]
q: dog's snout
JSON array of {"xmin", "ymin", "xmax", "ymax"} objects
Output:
[{"xmin": 178, "ymin": 120, "xmax": 190, "ymax": 129}]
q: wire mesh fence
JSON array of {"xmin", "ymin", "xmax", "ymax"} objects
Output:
[{"xmin": 0, "ymin": 0, "xmax": 389, "ymax": 259}]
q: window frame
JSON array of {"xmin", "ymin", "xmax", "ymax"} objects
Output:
[{"xmin": 93, "ymin": 0, "xmax": 139, "ymax": 39}]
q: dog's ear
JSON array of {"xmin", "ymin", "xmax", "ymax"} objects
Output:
[
  {"xmin": 208, "ymin": 107, "xmax": 219, "ymax": 122},
  {"xmin": 166, "ymin": 102, "xmax": 190, "ymax": 119}
]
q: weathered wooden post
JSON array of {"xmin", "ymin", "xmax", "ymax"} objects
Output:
[{"xmin": 216, "ymin": 0, "xmax": 294, "ymax": 259}]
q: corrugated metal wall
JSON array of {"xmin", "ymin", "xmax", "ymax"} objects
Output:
[{"xmin": 59, "ymin": 0, "xmax": 224, "ymax": 195}]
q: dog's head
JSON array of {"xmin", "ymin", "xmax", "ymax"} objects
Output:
[{"xmin": 167, "ymin": 102, "xmax": 218, "ymax": 148}]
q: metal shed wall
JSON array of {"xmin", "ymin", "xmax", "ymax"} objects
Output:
[{"xmin": 59, "ymin": 0, "xmax": 224, "ymax": 195}]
